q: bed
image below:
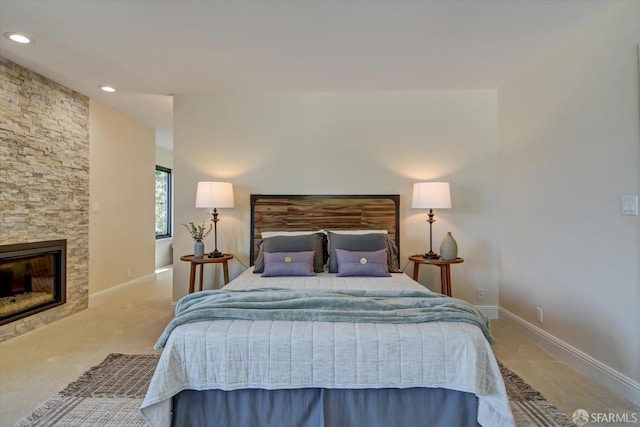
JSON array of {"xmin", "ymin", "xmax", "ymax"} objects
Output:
[{"xmin": 141, "ymin": 195, "xmax": 515, "ymax": 427}]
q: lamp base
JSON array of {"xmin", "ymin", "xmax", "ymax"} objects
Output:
[
  {"xmin": 423, "ymin": 251, "xmax": 440, "ymax": 259},
  {"xmin": 209, "ymin": 249, "xmax": 224, "ymax": 258}
]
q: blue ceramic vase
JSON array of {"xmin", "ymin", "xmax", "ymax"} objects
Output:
[{"xmin": 194, "ymin": 240, "xmax": 205, "ymax": 258}]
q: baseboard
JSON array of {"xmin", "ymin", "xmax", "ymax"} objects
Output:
[
  {"xmin": 89, "ymin": 273, "xmax": 157, "ymax": 308},
  {"xmin": 476, "ymin": 305, "xmax": 499, "ymax": 320},
  {"xmin": 499, "ymin": 307, "xmax": 640, "ymax": 407}
]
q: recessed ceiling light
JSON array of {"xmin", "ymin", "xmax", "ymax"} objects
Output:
[
  {"xmin": 99, "ymin": 86, "xmax": 116, "ymax": 93},
  {"xmin": 5, "ymin": 32, "xmax": 32, "ymax": 44}
]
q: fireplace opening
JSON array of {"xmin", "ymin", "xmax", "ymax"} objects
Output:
[{"xmin": 0, "ymin": 240, "xmax": 66, "ymax": 326}]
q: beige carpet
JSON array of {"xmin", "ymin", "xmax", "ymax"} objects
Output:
[{"xmin": 17, "ymin": 353, "xmax": 573, "ymax": 426}]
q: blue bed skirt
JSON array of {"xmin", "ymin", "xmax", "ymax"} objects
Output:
[{"xmin": 171, "ymin": 387, "xmax": 480, "ymax": 427}]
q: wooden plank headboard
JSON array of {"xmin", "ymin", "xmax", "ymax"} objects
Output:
[{"xmin": 250, "ymin": 194, "xmax": 400, "ymax": 265}]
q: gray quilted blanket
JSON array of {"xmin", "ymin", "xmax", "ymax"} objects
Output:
[{"xmin": 155, "ymin": 287, "xmax": 494, "ymax": 349}]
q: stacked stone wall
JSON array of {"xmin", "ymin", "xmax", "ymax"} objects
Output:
[{"xmin": 0, "ymin": 57, "xmax": 89, "ymax": 341}]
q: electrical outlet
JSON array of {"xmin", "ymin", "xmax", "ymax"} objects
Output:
[
  {"xmin": 127, "ymin": 268, "xmax": 132, "ymax": 278},
  {"xmin": 536, "ymin": 306, "xmax": 543, "ymax": 323},
  {"xmin": 476, "ymin": 289, "xmax": 485, "ymax": 302}
]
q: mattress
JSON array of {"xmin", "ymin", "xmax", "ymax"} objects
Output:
[{"xmin": 141, "ymin": 269, "xmax": 515, "ymax": 427}]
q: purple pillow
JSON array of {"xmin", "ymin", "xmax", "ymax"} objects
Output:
[
  {"xmin": 327, "ymin": 232, "xmax": 391, "ymax": 273},
  {"xmin": 254, "ymin": 233, "xmax": 325, "ymax": 273},
  {"xmin": 335, "ymin": 248, "xmax": 391, "ymax": 277},
  {"xmin": 261, "ymin": 251, "xmax": 316, "ymax": 277}
]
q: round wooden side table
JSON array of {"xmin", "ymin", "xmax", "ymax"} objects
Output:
[
  {"xmin": 180, "ymin": 253, "xmax": 234, "ymax": 293},
  {"xmin": 409, "ymin": 255, "xmax": 464, "ymax": 297}
]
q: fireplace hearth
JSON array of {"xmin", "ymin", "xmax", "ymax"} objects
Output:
[{"xmin": 0, "ymin": 240, "xmax": 66, "ymax": 326}]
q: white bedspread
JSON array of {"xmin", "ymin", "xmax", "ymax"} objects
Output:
[{"xmin": 141, "ymin": 269, "xmax": 515, "ymax": 427}]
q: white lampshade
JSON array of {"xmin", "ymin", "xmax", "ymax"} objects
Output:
[
  {"xmin": 411, "ymin": 182, "xmax": 451, "ymax": 209},
  {"xmin": 195, "ymin": 182, "xmax": 235, "ymax": 209}
]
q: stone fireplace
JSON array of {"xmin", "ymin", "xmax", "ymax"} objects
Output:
[
  {"xmin": 0, "ymin": 57, "xmax": 89, "ymax": 342},
  {"xmin": 0, "ymin": 240, "xmax": 66, "ymax": 326}
]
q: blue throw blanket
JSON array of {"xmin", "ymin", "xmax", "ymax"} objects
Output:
[{"xmin": 155, "ymin": 288, "xmax": 495, "ymax": 349}]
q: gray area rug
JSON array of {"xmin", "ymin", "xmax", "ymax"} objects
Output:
[{"xmin": 17, "ymin": 353, "xmax": 573, "ymax": 426}]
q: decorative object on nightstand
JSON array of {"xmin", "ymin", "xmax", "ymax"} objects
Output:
[
  {"xmin": 411, "ymin": 182, "xmax": 451, "ymax": 259},
  {"xmin": 194, "ymin": 240, "xmax": 204, "ymax": 259},
  {"xmin": 195, "ymin": 181, "xmax": 235, "ymax": 258},
  {"xmin": 439, "ymin": 232, "xmax": 458, "ymax": 260},
  {"xmin": 182, "ymin": 221, "xmax": 212, "ymax": 259}
]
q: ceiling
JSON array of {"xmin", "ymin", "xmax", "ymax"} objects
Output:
[{"xmin": 0, "ymin": 1, "xmax": 614, "ymax": 150}]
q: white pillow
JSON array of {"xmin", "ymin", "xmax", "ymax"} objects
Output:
[
  {"xmin": 327, "ymin": 229, "xmax": 388, "ymax": 235},
  {"xmin": 260, "ymin": 230, "xmax": 325, "ymax": 239}
]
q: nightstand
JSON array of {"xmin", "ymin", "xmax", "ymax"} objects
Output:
[
  {"xmin": 409, "ymin": 255, "xmax": 464, "ymax": 297},
  {"xmin": 180, "ymin": 253, "xmax": 234, "ymax": 293}
]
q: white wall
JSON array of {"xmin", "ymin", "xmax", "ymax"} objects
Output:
[
  {"xmin": 89, "ymin": 100, "xmax": 156, "ymax": 294},
  {"xmin": 155, "ymin": 144, "xmax": 174, "ymax": 268},
  {"xmin": 173, "ymin": 91, "xmax": 498, "ymax": 302},
  {"xmin": 498, "ymin": 0, "xmax": 640, "ymax": 389}
]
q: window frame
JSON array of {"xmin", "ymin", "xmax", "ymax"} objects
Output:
[{"xmin": 155, "ymin": 165, "xmax": 172, "ymax": 239}]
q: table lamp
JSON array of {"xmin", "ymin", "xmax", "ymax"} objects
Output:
[
  {"xmin": 195, "ymin": 181, "xmax": 235, "ymax": 258},
  {"xmin": 412, "ymin": 182, "xmax": 451, "ymax": 259}
]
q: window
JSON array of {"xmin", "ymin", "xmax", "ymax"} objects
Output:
[{"xmin": 155, "ymin": 166, "xmax": 172, "ymax": 239}]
